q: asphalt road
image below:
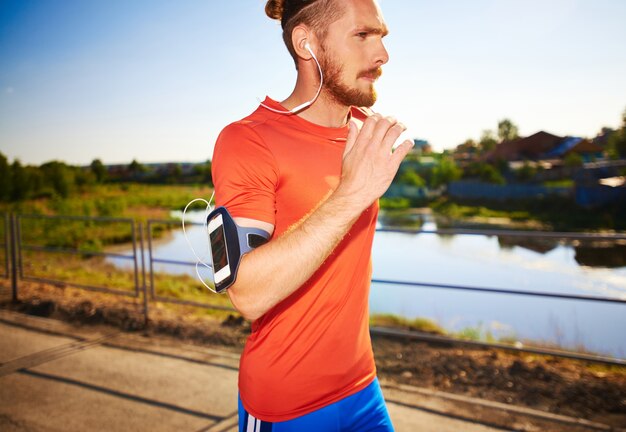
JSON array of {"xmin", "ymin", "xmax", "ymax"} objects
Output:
[{"xmin": 0, "ymin": 309, "xmax": 608, "ymax": 432}]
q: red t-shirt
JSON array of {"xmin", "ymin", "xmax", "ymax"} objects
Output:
[{"xmin": 212, "ymin": 97, "xmax": 378, "ymax": 422}]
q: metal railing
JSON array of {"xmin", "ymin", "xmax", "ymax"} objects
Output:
[
  {"xmin": 3, "ymin": 212, "xmax": 625, "ymax": 366},
  {"xmin": 146, "ymin": 219, "xmax": 234, "ymax": 312},
  {"xmin": 375, "ymin": 227, "xmax": 626, "ymax": 306},
  {"xmin": 371, "ymin": 227, "xmax": 626, "ymax": 366},
  {"xmin": 14, "ymin": 214, "xmax": 143, "ymax": 298}
]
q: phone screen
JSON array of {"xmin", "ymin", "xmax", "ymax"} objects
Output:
[{"xmin": 209, "ymin": 224, "xmax": 229, "ymax": 274}]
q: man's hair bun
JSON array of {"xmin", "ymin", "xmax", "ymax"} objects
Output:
[{"xmin": 265, "ymin": 0, "xmax": 285, "ymax": 20}]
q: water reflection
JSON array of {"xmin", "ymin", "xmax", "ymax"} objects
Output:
[
  {"xmin": 574, "ymin": 243, "xmax": 626, "ymax": 268},
  {"xmin": 380, "ymin": 210, "xmax": 626, "ymax": 270},
  {"xmin": 497, "ymin": 236, "xmax": 559, "ymax": 254}
]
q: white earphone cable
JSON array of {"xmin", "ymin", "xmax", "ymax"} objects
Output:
[
  {"xmin": 182, "ymin": 191, "xmax": 222, "ymax": 294},
  {"xmin": 259, "ymin": 44, "xmax": 324, "ymax": 115}
]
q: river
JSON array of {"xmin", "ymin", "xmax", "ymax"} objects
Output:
[{"xmin": 107, "ymin": 210, "xmax": 626, "ymax": 358}]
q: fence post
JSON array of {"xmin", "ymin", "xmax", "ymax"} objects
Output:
[
  {"xmin": 10, "ymin": 213, "xmax": 18, "ymax": 303},
  {"xmin": 147, "ymin": 220, "xmax": 156, "ymax": 300},
  {"xmin": 138, "ymin": 222, "xmax": 149, "ymax": 328},
  {"xmin": 3, "ymin": 213, "xmax": 9, "ymax": 280}
]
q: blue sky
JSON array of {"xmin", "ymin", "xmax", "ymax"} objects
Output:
[{"xmin": 1, "ymin": 0, "xmax": 625, "ymax": 165}]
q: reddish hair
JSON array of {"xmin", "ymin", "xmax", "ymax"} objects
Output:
[{"xmin": 265, "ymin": 0, "xmax": 345, "ymax": 67}]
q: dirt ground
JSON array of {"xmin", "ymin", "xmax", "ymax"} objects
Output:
[{"xmin": 2, "ymin": 281, "xmax": 625, "ymax": 428}]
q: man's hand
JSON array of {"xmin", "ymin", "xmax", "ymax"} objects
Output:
[{"xmin": 334, "ymin": 114, "xmax": 414, "ymax": 211}]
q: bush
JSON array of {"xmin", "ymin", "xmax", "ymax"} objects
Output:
[
  {"xmin": 431, "ymin": 158, "xmax": 462, "ymax": 188},
  {"xmin": 516, "ymin": 161, "xmax": 537, "ymax": 182},
  {"xmin": 379, "ymin": 197, "xmax": 411, "ymax": 210},
  {"xmin": 564, "ymin": 152, "xmax": 584, "ymax": 167},
  {"xmin": 398, "ymin": 169, "xmax": 426, "ymax": 187}
]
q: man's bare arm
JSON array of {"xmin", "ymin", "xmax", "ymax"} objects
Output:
[{"xmin": 227, "ymin": 114, "xmax": 413, "ymax": 321}]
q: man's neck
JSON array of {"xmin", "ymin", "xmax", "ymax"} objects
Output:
[
  {"xmin": 281, "ymin": 74, "xmax": 351, "ymax": 129},
  {"xmin": 296, "ymin": 94, "xmax": 351, "ymax": 128}
]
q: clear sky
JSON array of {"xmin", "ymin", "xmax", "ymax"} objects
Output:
[{"xmin": 1, "ymin": 0, "xmax": 625, "ymax": 166}]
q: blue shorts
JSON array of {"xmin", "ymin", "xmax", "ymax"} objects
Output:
[{"xmin": 238, "ymin": 377, "xmax": 394, "ymax": 432}]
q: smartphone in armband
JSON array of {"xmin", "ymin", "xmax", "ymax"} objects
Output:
[
  {"xmin": 207, "ymin": 207, "xmax": 270, "ymax": 293},
  {"xmin": 208, "ymin": 212, "xmax": 231, "ymax": 288}
]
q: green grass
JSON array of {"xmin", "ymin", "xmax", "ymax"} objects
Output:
[
  {"xmin": 430, "ymin": 198, "xmax": 531, "ymax": 222},
  {"xmin": 2, "ymin": 183, "xmax": 213, "ymax": 220},
  {"xmin": 22, "ymin": 250, "xmax": 137, "ymax": 293},
  {"xmin": 370, "ymin": 314, "xmax": 446, "ymax": 335},
  {"xmin": 371, "ymin": 316, "xmax": 518, "ymax": 347},
  {"xmin": 430, "ymin": 196, "xmax": 626, "ymax": 231},
  {"xmin": 1, "ymin": 183, "xmax": 214, "ymax": 252},
  {"xmin": 20, "ymin": 250, "xmax": 234, "ymax": 319},
  {"xmin": 379, "ymin": 197, "xmax": 411, "ymax": 210},
  {"xmin": 543, "ymin": 179, "xmax": 575, "ymax": 188}
]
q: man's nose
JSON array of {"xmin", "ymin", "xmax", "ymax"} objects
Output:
[{"xmin": 375, "ymin": 40, "xmax": 389, "ymax": 66}]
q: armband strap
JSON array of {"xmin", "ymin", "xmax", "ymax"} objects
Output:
[{"xmin": 207, "ymin": 206, "xmax": 270, "ymax": 293}]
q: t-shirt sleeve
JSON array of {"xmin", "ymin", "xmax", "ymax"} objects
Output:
[{"xmin": 211, "ymin": 122, "xmax": 278, "ymax": 226}]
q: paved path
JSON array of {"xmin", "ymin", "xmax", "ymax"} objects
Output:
[{"xmin": 0, "ymin": 309, "xmax": 604, "ymax": 432}]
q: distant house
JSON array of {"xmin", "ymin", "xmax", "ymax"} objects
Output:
[
  {"xmin": 484, "ymin": 131, "xmax": 605, "ymax": 164},
  {"xmin": 544, "ymin": 136, "xmax": 583, "ymax": 159},
  {"xmin": 411, "ymin": 139, "xmax": 432, "ymax": 156},
  {"xmin": 452, "ymin": 140, "xmax": 479, "ymax": 167},
  {"xmin": 563, "ymin": 139, "xmax": 604, "ymax": 162},
  {"xmin": 484, "ymin": 131, "xmax": 563, "ymax": 162}
]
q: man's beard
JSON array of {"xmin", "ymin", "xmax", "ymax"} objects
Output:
[{"xmin": 318, "ymin": 46, "xmax": 382, "ymax": 108}]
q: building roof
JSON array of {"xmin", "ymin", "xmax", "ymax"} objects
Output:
[
  {"xmin": 485, "ymin": 131, "xmax": 563, "ymax": 162},
  {"xmin": 569, "ymin": 139, "xmax": 604, "ymax": 155},
  {"xmin": 545, "ymin": 137, "xmax": 583, "ymax": 157}
]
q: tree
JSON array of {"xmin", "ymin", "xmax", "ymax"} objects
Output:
[
  {"xmin": 26, "ymin": 166, "xmax": 45, "ymax": 197},
  {"xmin": 607, "ymin": 107, "xmax": 626, "ymax": 159},
  {"xmin": 40, "ymin": 161, "xmax": 75, "ymax": 198},
  {"xmin": 128, "ymin": 159, "xmax": 146, "ymax": 181},
  {"xmin": 398, "ymin": 169, "xmax": 426, "ymax": 187},
  {"xmin": 0, "ymin": 152, "xmax": 11, "ymax": 201},
  {"xmin": 75, "ymin": 169, "xmax": 96, "ymax": 188},
  {"xmin": 564, "ymin": 152, "xmax": 583, "ymax": 168},
  {"xmin": 456, "ymin": 139, "xmax": 478, "ymax": 154},
  {"xmin": 90, "ymin": 159, "xmax": 107, "ymax": 183},
  {"xmin": 166, "ymin": 163, "xmax": 183, "ymax": 184},
  {"xmin": 497, "ymin": 119, "xmax": 519, "ymax": 142},
  {"xmin": 516, "ymin": 161, "xmax": 537, "ymax": 182},
  {"xmin": 479, "ymin": 164, "xmax": 506, "ymax": 184},
  {"xmin": 479, "ymin": 129, "xmax": 498, "ymax": 153},
  {"xmin": 431, "ymin": 158, "xmax": 462, "ymax": 188},
  {"xmin": 466, "ymin": 162, "xmax": 506, "ymax": 185},
  {"xmin": 11, "ymin": 160, "xmax": 30, "ymax": 201},
  {"xmin": 204, "ymin": 159, "xmax": 213, "ymax": 184}
]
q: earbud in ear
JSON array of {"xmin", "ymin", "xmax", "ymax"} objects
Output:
[{"xmin": 304, "ymin": 41, "xmax": 314, "ymax": 57}]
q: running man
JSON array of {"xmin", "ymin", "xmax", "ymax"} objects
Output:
[{"xmin": 212, "ymin": 1, "xmax": 413, "ymax": 430}]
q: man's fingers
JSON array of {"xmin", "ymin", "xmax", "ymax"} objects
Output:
[
  {"xmin": 371, "ymin": 117, "xmax": 405, "ymax": 151},
  {"xmin": 384, "ymin": 122, "xmax": 407, "ymax": 152},
  {"xmin": 343, "ymin": 120, "xmax": 360, "ymax": 159},
  {"xmin": 390, "ymin": 139, "xmax": 414, "ymax": 165},
  {"xmin": 356, "ymin": 113, "xmax": 382, "ymax": 144}
]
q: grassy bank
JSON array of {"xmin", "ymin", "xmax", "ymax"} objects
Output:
[
  {"xmin": 1, "ymin": 183, "xmax": 214, "ymax": 252},
  {"xmin": 430, "ymin": 196, "xmax": 626, "ymax": 232},
  {"xmin": 19, "ymin": 249, "xmax": 233, "ymax": 320},
  {"xmin": 1, "ymin": 183, "xmax": 213, "ymax": 219}
]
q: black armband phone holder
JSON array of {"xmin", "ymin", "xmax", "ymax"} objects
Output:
[{"xmin": 207, "ymin": 206, "xmax": 270, "ymax": 293}]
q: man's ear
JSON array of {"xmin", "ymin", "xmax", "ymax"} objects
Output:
[{"xmin": 292, "ymin": 25, "xmax": 316, "ymax": 61}]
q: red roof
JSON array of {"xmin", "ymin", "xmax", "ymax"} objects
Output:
[{"xmin": 484, "ymin": 131, "xmax": 563, "ymax": 162}]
